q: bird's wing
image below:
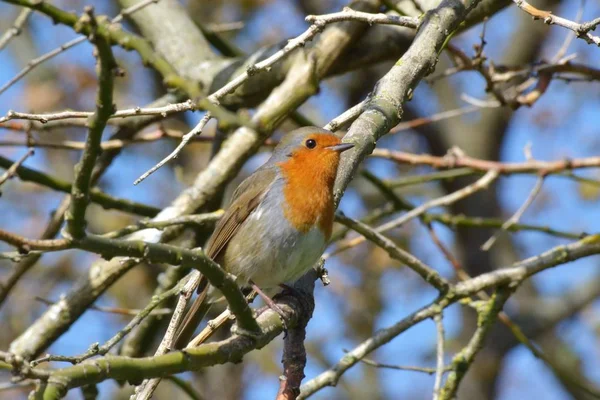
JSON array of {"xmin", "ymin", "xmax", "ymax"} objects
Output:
[{"xmin": 205, "ymin": 166, "xmax": 278, "ymax": 260}]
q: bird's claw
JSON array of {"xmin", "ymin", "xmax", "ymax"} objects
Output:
[{"xmin": 269, "ymin": 302, "xmax": 289, "ymax": 333}]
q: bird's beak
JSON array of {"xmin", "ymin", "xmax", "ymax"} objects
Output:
[{"xmin": 326, "ymin": 143, "xmax": 354, "ymax": 153}]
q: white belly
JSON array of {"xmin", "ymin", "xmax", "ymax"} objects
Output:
[{"xmin": 221, "ymin": 190, "xmax": 327, "ymax": 289}]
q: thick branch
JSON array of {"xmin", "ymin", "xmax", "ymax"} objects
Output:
[
  {"xmin": 65, "ymin": 8, "xmax": 117, "ymax": 238},
  {"xmin": 30, "ymin": 290, "xmax": 308, "ymax": 399}
]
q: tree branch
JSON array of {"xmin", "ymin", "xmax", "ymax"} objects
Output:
[
  {"xmin": 298, "ymin": 234, "xmax": 600, "ymax": 398},
  {"xmin": 439, "ymin": 288, "xmax": 511, "ymax": 399},
  {"xmin": 0, "ymin": 155, "xmax": 160, "ymax": 217},
  {"xmin": 512, "ymin": 0, "xmax": 600, "ymax": 46},
  {"xmin": 65, "ymin": 6, "xmax": 118, "ymax": 238}
]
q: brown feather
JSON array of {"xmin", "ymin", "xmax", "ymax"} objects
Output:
[
  {"xmin": 174, "ymin": 168, "xmax": 277, "ymax": 348},
  {"xmin": 205, "ymin": 167, "xmax": 277, "ymax": 260},
  {"xmin": 173, "ymin": 276, "xmax": 209, "ymax": 349}
]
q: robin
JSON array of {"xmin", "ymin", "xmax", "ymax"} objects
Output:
[{"xmin": 174, "ymin": 126, "xmax": 354, "ymax": 348}]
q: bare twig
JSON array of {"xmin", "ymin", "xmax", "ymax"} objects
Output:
[
  {"xmin": 305, "ymin": 7, "xmax": 419, "ymax": 28},
  {"xmin": 433, "ymin": 313, "xmax": 445, "ymax": 400},
  {"xmin": 481, "ymin": 175, "xmax": 545, "ymax": 251},
  {"xmin": 101, "ymin": 211, "xmax": 223, "ymax": 239},
  {"xmin": 439, "ymin": 289, "xmax": 511, "ymax": 400},
  {"xmin": 333, "ymin": 213, "xmax": 449, "ymax": 292},
  {"xmin": 0, "ymin": 100, "xmax": 195, "ymax": 125},
  {"xmin": 163, "ymin": 376, "xmax": 205, "ymax": 400},
  {"xmin": 133, "ymin": 113, "xmax": 211, "ymax": 185},
  {"xmin": 132, "ymin": 272, "xmax": 203, "ymax": 399},
  {"xmin": 0, "ymin": 228, "xmax": 71, "ymax": 252},
  {"xmin": 390, "ymin": 105, "xmax": 481, "ymax": 133},
  {"xmin": 324, "ymin": 99, "xmax": 367, "ymax": 132},
  {"xmin": 187, "ymin": 309, "xmax": 232, "ymax": 348},
  {"xmin": 0, "ymin": 148, "xmax": 33, "ymax": 187},
  {"xmin": 30, "ymin": 279, "xmax": 184, "ymax": 367},
  {"xmin": 34, "ymin": 297, "xmax": 172, "ymax": 317},
  {"xmin": 552, "ymin": 0, "xmax": 585, "ymax": 61},
  {"xmin": 134, "ymin": 7, "xmax": 419, "ymax": 185},
  {"xmin": 205, "ymin": 21, "xmax": 245, "ymax": 33},
  {"xmin": 356, "ymin": 355, "xmax": 448, "ymax": 374},
  {"xmin": 426, "ymin": 224, "xmax": 600, "ymax": 398},
  {"xmin": 331, "ymin": 170, "xmax": 499, "ymax": 255},
  {"xmin": 425, "ymin": 223, "xmax": 468, "ymax": 279},
  {"xmin": 0, "ymin": 8, "xmax": 32, "ymax": 51},
  {"xmin": 0, "ymin": 128, "xmax": 244, "ymax": 151},
  {"xmin": 512, "ymin": 0, "xmax": 600, "ymax": 46},
  {"xmin": 186, "ymin": 291, "xmax": 257, "ymax": 348},
  {"xmin": 371, "ymin": 148, "xmax": 600, "ymax": 175},
  {"xmin": 0, "ymin": 0, "xmax": 159, "ymax": 96}
]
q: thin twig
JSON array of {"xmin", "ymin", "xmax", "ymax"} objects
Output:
[
  {"xmin": 331, "ymin": 170, "xmax": 499, "ymax": 256},
  {"xmin": 512, "ymin": 0, "xmax": 600, "ymax": 46},
  {"xmin": 30, "ymin": 280, "xmax": 184, "ymax": 367},
  {"xmin": 426, "ymin": 224, "xmax": 600, "ymax": 398},
  {"xmin": 0, "ymin": 8, "xmax": 32, "ymax": 52},
  {"xmin": 425, "ymin": 223, "xmax": 468, "ymax": 279},
  {"xmin": 163, "ymin": 376, "xmax": 205, "ymax": 400},
  {"xmin": 132, "ymin": 272, "xmax": 203, "ymax": 399},
  {"xmin": 390, "ymin": 105, "xmax": 480, "ymax": 134},
  {"xmin": 0, "ymin": 100, "xmax": 195, "ymax": 125},
  {"xmin": 433, "ymin": 313, "xmax": 445, "ymax": 400},
  {"xmin": 205, "ymin": 21, "xmax": 244, "ymax": 33},
  {"xmin": 133, "ymin": 113, "xmax": 210, "ymax": 185},
  {"xmin": 324, "ymin": 99, "xmax": 367, "ymax": 131},
  {"xmin": 34, "ymin": 296, "xmax": 172, "ymax": 317},
  {"xmin": 356, "ymin": 355, "xmax": 448, "ymax": 374},
  {"xmin": 553, "ymin": 0, "xmax": 585, "ymax": 61},
  {"xmin": 439, "ymin": 289, "xmax": 511, "ymax": 399},
  {"xmin": 0, "ymin": 128, "xmax": 245, "ymax": 151},
  {"xmin": 101, "ymin": 211, "xmax": 223, "ymax": 239},
  {"xmin": 371, "ymin": 148, "xmax": 600, "ymax": 175},
  {"xmin": 334, "ymin": 213, "xmax": 449, "ymax": 291},
  {"xmin": 305, "ymin": 7, "xmax": 418, "ymax": 28},
  {"xmin": 0, "ymin": 0, "xmax": 159, "ymax": 96},
  {"xmin": 481, "ymin": 174, "xmax": 545, "ymax": 251},
  {"xmin": 0, "ymin": 228, "xmax": 71, "ymax": 252},
  {"xmin": 387, "ymin": 168, "xmax": 475, "ymax": 188},
  {"xmin": 187, "ymin": 309, "xmax": 232, "ymax": 348},
  {"xmin": 0, "ymin": 148, "xmax": 33, "ymax": 187},
  {"xmin": 1, "ymin": 125, "xmax": 277, "ymax": 151},
  {"xmin": 134, "ymin": 7, "xmax": 419, "ymax": 185}
]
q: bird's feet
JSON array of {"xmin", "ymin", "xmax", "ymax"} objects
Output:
[{"xmin": 250, "ymin": 281, "xmax": 289, "ymax": 332}]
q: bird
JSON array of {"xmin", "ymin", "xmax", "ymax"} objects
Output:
[{"xmin": 174, "ymin": 126, "xmax": 354, "ymax": 348}]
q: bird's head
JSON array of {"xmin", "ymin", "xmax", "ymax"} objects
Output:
[{"xmin": 271, "ymin": 127, "xmax": 354, "ymax": 174}]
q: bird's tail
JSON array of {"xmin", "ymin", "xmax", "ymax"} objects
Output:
[{"xmin": 173, "ymin": 276, "xmax": 212, "ymax": 349}]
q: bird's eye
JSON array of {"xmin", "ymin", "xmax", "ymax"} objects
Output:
[{"xmin": 305, "ymin": 139, "xmax": 317, "ymax": 149}]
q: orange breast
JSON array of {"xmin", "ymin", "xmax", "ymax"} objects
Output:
[{"xmin": 278, "ymin": 145, "xmax": 339, "ymax": 239}]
